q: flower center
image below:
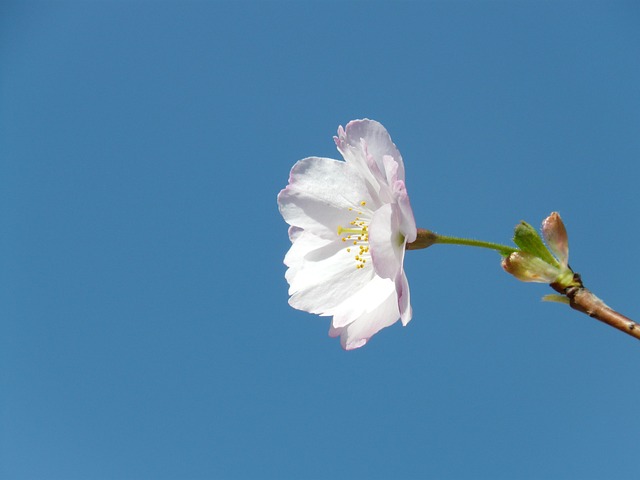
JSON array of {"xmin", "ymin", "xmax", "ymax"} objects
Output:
[{"xmin": 337, "ymin": 201, "xmax": 371, "ymax": 270}]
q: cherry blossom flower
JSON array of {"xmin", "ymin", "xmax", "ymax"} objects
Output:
[{"xmin": 277, "ymin": 119, "xmax": 417, "ymax": 349}]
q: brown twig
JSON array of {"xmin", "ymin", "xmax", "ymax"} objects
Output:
[{"xmin": 551, "ymin": 276, "xmax": 640, "ymax": 341}]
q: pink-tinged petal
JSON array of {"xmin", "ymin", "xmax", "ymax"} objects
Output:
[
  {"xmin": 382, "ymin": 154, "xmax": 399, "ymax": 186},
  {"xmin": 392, "ymin": 180, "xmax": 417, "ymax": 243},
  {"xmin": 338, "ymin": 290, "xmax": 401, "ymax": 350},
  {"xmin": 334, "ymin": 120, "xmax": 407, "ymax": 206},
  {"xmin": 368, "ymin": 203, "xmax": 404, "ymax": 280},
  {"xmin": 335, "ymin": 137, "xmax": 383, "ymax": 200},
  {"xmin": 288, "ymin": 226, "xmax": 303, "ymax": 243},
  {"xmin": 337, "ymin": 119, "xmax": 406, "ymax": 182},
  {"xmin": 542, "ymin": 212, "xmax": 569, "ymax": 267},
  {"xmin": 328, "ymin": 323, "xmax": 342, "ymax": 339},
  {"xmin": 278, "ymin": 157, "xmax": 372, "ymax": 239}
]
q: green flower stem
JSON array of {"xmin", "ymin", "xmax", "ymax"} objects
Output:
[
  {"xmin": 408, "ymin": 228, "xmax": 640, "ymax": 342},
  {"xmin": 407, "ymin": 228, "xmax": 517, "ymax": 256}
]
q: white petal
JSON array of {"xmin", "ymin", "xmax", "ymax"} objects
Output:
[
  {"xmin": 286, "ymin": 240, "xmax": 375, "ymax": 315},
  {"xmin": 330, "ymin": 275, "xmax": 396, "ymax": 328},
  {"xmin": 277, "ymin": 157, "xmax": 373, "ymax": 239},
  {"xmin": 283, "ymin": 229, "xmax": 334, "ymax": 284},
  {"xmin": 367, "ymin": 203, "xmax": 413, "ymax": 325},
  {"xmin": 396, "ymin": 271, "xmax": 412, "ymax": 326},
  {"xmin": 337, "ymin": 290, "xmax": 401, "ymax": 350}
]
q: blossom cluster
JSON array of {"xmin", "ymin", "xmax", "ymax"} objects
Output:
[{"xmin": 277, "ymin": 120, "xmax": 416, "ymax": 349}]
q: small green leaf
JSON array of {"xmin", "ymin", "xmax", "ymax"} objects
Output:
[
  {"xmin": 513, "ymin": 221, "xmax": 559, "ymax": 268},
  {"xmin": 542, "ymin": 294, "xmax": 570, "ymax": 304}
]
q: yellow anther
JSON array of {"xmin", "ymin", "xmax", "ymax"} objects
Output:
[{"xmin": 339, "ymin": 200, "xmax": 372, "ymax": 270}]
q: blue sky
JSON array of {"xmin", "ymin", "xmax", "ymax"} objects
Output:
[{"xmin": 2, "ymin": 1, "xmax": 640, "ymax": 479}]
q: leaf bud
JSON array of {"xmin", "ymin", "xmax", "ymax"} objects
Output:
[{"xmin": 501, "ymin": 251, "xmax": 562, "ymax": 283}]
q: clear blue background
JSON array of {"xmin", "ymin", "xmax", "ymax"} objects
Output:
[{"xmin": 2, "ymin": 1, "xmax": 639, "ymax": 479}]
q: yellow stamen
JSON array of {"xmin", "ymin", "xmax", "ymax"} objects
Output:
[{"xmin": 337, "ymin": 200, "xmax": 371, "ymax": 270}]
